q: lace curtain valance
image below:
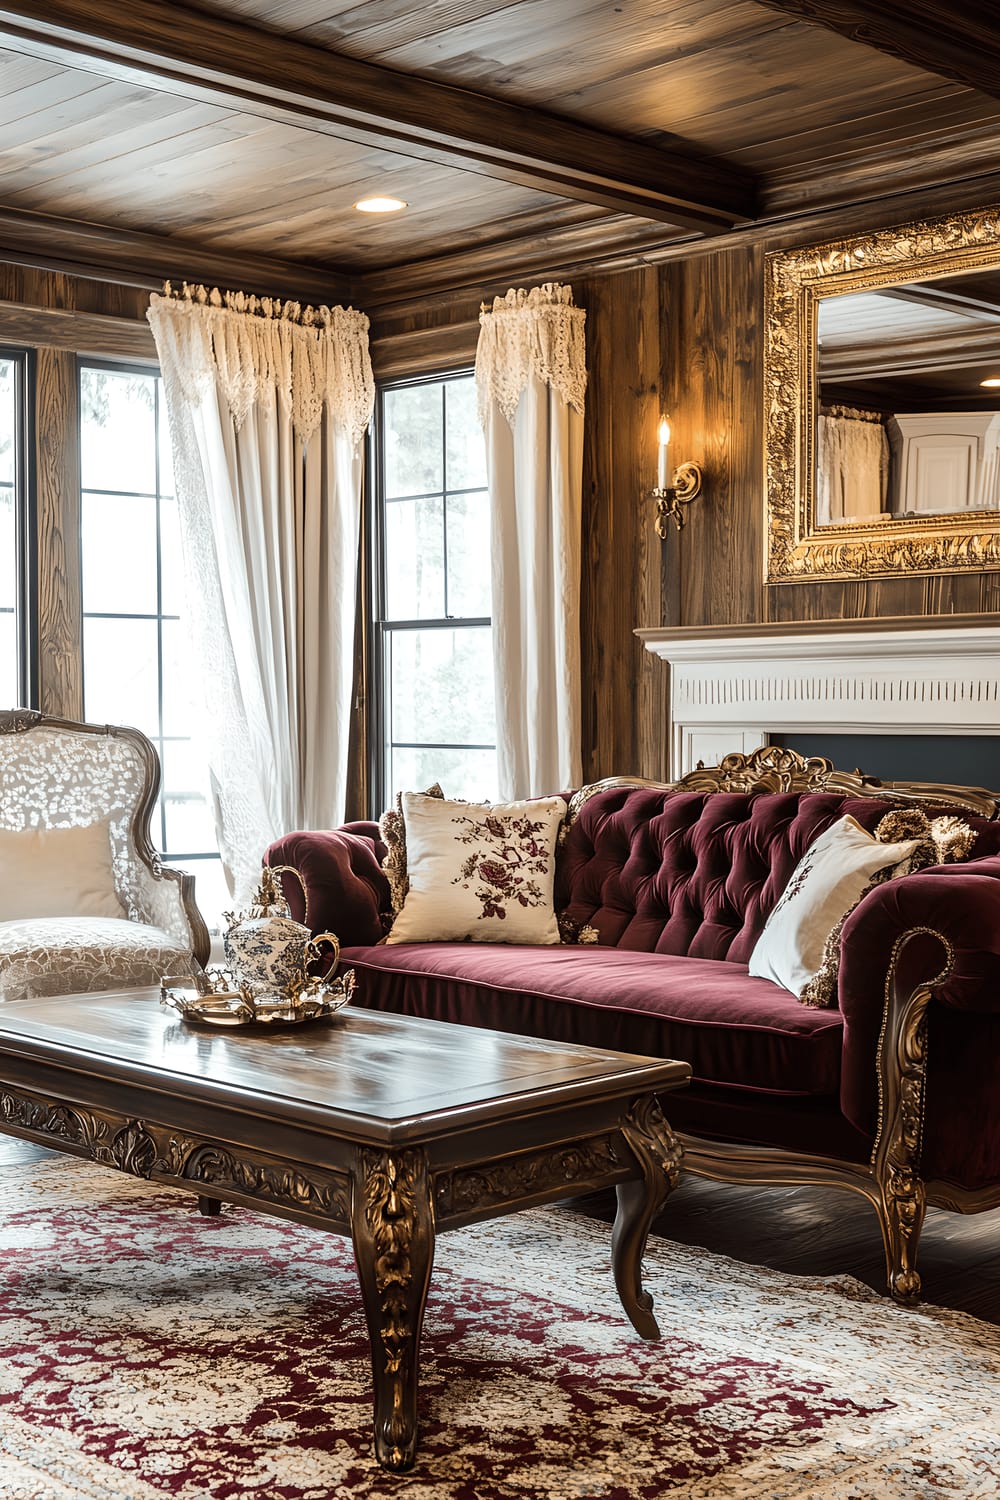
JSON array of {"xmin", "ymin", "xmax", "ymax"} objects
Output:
[
  {"xmin": 147, "ymin": 284, "xmax": 374, "ymax": 449},
  {"xmin": 475, "ymin": 283, "xmax": 587, "ymax": 429}
]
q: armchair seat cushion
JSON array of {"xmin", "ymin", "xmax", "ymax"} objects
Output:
[
  {"xmin": 0, "ymin": 918, "xmax": 193, "ymax": 1002},
  {"xmin": 344, "ymin": 942, "xmax": 844, "ymax": 1098}
]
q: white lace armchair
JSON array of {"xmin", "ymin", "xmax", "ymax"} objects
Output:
[{"xmin": 0, "ymin": 711, "xmax": 211, "ymax": 1002}]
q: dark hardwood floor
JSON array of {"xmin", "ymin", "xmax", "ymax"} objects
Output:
[{"xmin": 4, "ymin": 1133, "xmax": 998, "ymax": 1325}]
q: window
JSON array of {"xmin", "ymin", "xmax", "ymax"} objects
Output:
[
  {"xmin": 79, "ymin": 362, "xmax": 229, "ymax": 927},
  {"xmin": 372, "ymin": 373, "xmax": 497, "ymax": 809},
  {"xmin": 0, "ymin": 349, "xmax": 34, "ymax": 709}
]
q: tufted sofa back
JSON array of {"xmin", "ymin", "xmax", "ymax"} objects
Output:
[{"xmin": 554, "ymin": 785, "xmax": 1000, "ymax": 964}]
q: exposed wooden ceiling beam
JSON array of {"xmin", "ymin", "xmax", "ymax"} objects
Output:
[
  {"xmin": 0, "ymin": 205, "xmax": 349, "ymax": 303},
  {"xmin": 754, "ymin": 0, "xmax": 1000, "ymax": 101},
  {"xmin": 0, "ymin": 0, "xmax": 755, "ymax": 233}
]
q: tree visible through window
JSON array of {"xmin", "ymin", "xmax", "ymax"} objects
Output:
[
  {"xmin": 79, "ymin": 362, "xmax": 229, "ymax": 928},
  {"xmin": 374, "ymin": 373, "xmax": 497, "ymax": 807}
]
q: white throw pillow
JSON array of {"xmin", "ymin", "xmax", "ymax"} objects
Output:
[
  {"xmin": 384, "ymin": 792, "xmax": 567, "ymax": 945},
  {"xmin": 748, "ymin": 815, "xmax": 922, "ymax": 1003},
  {"xmin": 0, "ymin": 823, "xmax": 125, "ymax": 921}
]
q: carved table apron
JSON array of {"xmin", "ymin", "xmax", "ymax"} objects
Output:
[{"xmin": 0, "ymin": 990, "xmax": 690, "ymax": 1473}]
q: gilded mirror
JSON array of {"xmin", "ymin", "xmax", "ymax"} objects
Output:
[{"xmin": 764, "ymin": 205, "xmax": 1000, "ymax": 582}]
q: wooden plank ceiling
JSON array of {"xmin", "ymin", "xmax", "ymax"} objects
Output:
[{"xmin": 0, "ymin": 0, "xmax": 997, "ymax": 301}]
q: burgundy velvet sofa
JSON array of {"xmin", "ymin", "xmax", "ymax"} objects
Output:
[{"xmin": 265, "ymin": 747, "xmax": 1000, "ymax": 1303}]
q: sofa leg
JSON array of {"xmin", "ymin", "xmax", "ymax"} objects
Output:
[
  {"xmin": 870, "ymin": 931, "xmax": 950, "ymax": 1306},
  {"xmin": 876, "ymin": 1163, "xmax": 926, "ymax": 1305}
]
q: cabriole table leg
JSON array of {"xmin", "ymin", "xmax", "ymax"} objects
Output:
[
  {"xmin": 350, "ymin": 1144, "xmax": 435, "ymax": 1472},
  {"xmin": 612, "ymin": 1094, "xmax": 684, "ymax": 1339}
]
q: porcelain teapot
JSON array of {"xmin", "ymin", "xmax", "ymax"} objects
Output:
[{"xmin": 223, "ymin": 864, "xmax": 339, "ymax": 1001}]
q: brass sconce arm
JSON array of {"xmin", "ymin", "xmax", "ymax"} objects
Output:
[{"xmin": 653, "ymin": 461, "xmax": 703, "ymax": 536}]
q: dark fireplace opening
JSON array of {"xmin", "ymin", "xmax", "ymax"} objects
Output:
[{"xmin": 770, "ymin": 733, "xmax": 1000, "ymax": 792}]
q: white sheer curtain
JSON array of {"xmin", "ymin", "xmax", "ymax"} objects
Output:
[
  {"xmin": 817, "ymin": 412, "xmax": 890, "ymax": 523},
  {"xmin": 475, "ymin": 283, "xmax": 586, "ymax": 799},
  {"xmin": 147, "ymin": 286, "xmax": 373, "ymax": 899}
]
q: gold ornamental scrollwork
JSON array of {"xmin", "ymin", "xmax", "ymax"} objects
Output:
[
  {"xmin": 764, "ymin": 203, "xmax": 1000, "ymax": 583},
  {"xmin": 434, "ymin": 1134, "xmax": 622, "ymax": 1218},
  {"xmin": 565, "ymin": 750, "xmax": 1000, "ymax": 820}
]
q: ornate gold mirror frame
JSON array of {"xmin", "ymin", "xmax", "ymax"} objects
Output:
[{"xmin": 764, "ymin": 204, "xmax": 1000, "ymax": 583}]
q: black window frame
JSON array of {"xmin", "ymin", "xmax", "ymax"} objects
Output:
[
  {"xmin": 0, "ymin": 346, "xmax": 38, "ymax": 709},
  {"xmin": 367, "ymin": 368, "xmax": 494, "ymax": 816}
]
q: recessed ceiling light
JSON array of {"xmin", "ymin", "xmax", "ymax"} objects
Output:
[
  {"xmin": 353, "ymin": 196, "xmax": 407, "ymax": 214},
  {"xmin": 980, "ymin": 377, "xmax": 1000, "ymax": 387}
]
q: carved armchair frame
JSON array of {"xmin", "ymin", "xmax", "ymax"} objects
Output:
[
  {"xmin": 0, "ymin": 709, "xmax": 211, "ymax": 967},
  {"xmin": 568, "ymin": 746, "xmax": 1000, "ymax": 1303}
]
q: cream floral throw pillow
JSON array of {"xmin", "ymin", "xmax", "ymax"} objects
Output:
[
  {"xmin": 748, "ymin": 815, "xmax": 924, "ymax": 1005},
  {"xmin": 384, "ymin": 792, "xmax": 567, "ymax": 945}
]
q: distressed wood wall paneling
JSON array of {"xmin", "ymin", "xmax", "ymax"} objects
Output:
[
  {"xmin": 660, "ymin": 246, "xmax": 764, "ymax": 630},
  {"xmin": 769, "ymin": 572, "xmax": 1000, "ymax": 622},
  {"xmin": 576, "ymin": 266, "xmax": 664, "ymax": 782},
  {"xmin": 35, "ymin": 346, "xmax": 82, "ymax": 718}
]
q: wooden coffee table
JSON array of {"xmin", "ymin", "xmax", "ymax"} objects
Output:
[{"xmin": 0, "ymin": 991, "xmax": 690, "ymax": 1471}]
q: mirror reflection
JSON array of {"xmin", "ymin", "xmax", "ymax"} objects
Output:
[{"xmin": 816, "ymin": 269, "xmax": 1000, "ymax": 525}]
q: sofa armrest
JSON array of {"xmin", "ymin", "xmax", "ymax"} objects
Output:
[
  {"xmin": 264, "ymin": 826, "xmax": 390, "ymax": 947},
  {"xmin": 838, "ymin": 856, "xmax": 1000, "ymax": 1137}
]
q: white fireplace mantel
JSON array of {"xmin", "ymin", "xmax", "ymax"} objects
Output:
[{"xmin": 638, "ymin": 615, "xmax": 1000, "ymax": 777}]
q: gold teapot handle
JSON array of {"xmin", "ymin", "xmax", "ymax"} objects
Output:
[{"xmin": 307, "ymin": 930, "xmax": 340, "ymax": 972}]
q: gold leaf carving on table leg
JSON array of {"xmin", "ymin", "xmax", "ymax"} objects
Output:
[
  {"xmin": 351, "ymin": 1147, "xmax": 434, "ymax": 1473},
  {"xmin": 613, "ymin": 1093, "xmax": 684, "ymax": 1340}
]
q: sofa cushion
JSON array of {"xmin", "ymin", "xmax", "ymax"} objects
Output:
[
  {"xmin": 384, "ymin": 792, "xmax": 566, "ymax": 946},
  {"xmin": 343, "ymin": 942, "xmax": 845, "ymax": 1098},
  {"xmin": 0, "ymin": 918, "xmax": 193, "ymax": 1002},
  {"xmin": 748, "ymin": 814, "xmax": 922, "ymax": 1003},
  {"xmin": 0, "ymin": 822, "xmax": 125, "ymax": 921}
]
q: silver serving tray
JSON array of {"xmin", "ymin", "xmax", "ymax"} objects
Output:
[{"xmin": 160, "ymin": 968, "xmax": 355, "ymax": 1027}]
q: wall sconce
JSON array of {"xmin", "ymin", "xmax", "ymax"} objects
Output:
[{"xmin": 652, "ymin": 414, "xmax": 703, "ymax": 536}]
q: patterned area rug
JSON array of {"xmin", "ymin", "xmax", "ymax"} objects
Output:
[{"xmin": 0, "ymin": 1161, "xmax": 997, "ymax": 1499}]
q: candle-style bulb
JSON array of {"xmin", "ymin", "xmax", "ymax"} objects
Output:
[{"xmin": 657, "ymin": 414, "xmax": 671, "ymax": 490}]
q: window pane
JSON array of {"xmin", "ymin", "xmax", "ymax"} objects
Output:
[
  {"xmin": 161, "ymin": 740, "xmax": 216, "ymax": 854},
  {"xmin": 445, "ymin": 377, "xmax": 488, "ymax": 490},
  {"xmin": 389, "ymin": 627, "xmax": 495, "ymax": 744},
  {"xmin": 384, "ymin": 495, "xmax": 445, "ymax": 620},
  {"xmin": 0, "ymin": 361, "xmax": 14, "ymax": 487},
  {"xmin": 161, "ymin": 618, "xmax": 198, "ymax": 737},
  {"xmin": 446, "ymin": 491, "xmax": 491, "ymax": 617},
  {"xmin": 388, "ymin": 746, "xmax": 497, "ymax": 804},
  {"xmin": 81, "ymin": 492, "xmax": 157, "ymax": 614},
  {"xmin": 83, "ymin": 616, "xmax": 159, "ymax": 728},
  {"xmin": 158, "ymin": 403, "xmax": 174, "ymax": 496},
  {"xmin": 0, "ymin": 357, "xmax": 20, "ymax": 707},
  {"xmin": 384, "ymin": 383, "xmax": 442, "ymax": 497},
  {"xmin": 80, "ymin": 367, "xmax": 157, "ymax": 494},
  {"xmin": 0, "ymin": 611, "xmax": 15, "ymax": 710},
  {"xmin": 0, "ymin": 485, "xmax": 14, "ymax": 611},
  {"xmin": 171, "ymin": 855, "xmax": 230, "ymax": 934},
  {"xmin": 159, "ymin": 494, "xmax": 184, "ymax": 616}
]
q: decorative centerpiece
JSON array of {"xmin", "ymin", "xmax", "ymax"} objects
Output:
[{"xmin": 161, "ymin": 865, "xmax": 353, "ymax": 1026}]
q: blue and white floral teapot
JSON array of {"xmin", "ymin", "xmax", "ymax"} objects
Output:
[{"xmin": 223, "ymin": 865, "xmax": 339, "ymax": 1002}]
